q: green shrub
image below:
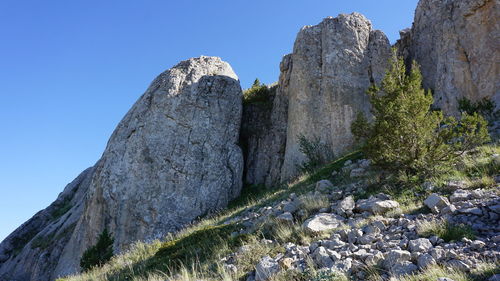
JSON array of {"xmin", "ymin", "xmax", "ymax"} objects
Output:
[
  {"xmin": 243, "ymin": 79, "xmax": 271, "ymax": 105},
  {"xmin": 80, "ymin": 228, "xmax": 114, "ymax": 271},
  {"xmin": 296, "ymin": 135, "xmax": 334, "ymax": 174},
  {"xmin": 352, "ymin": 50, "xmax": 490, "ymax": 179},
  {"xmin": 458, "ymin": 97, "xmax": 496, "ymax": 119},
  {"xmin": 351, "ymin": 112, "xmax": 370, "ymax": 144}
]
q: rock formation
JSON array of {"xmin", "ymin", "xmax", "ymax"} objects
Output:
[
  {"xmin": 240, "ymin": 55, "xmax": 291, "ymax": 187},
  {"xmin": 397, "ymin": 0, "xmax": 499, "ymax": 116},
  {"xmin": 3, "ymin": 1, "xmax": 499, "ymax": 279},
  {"xmin": 0, "ymin": 167, "xmax": 94, "ymax": 281},
  {"xmin": 0, "ymin": 56, "xmax": 244, "ymax": 280},
  {"xmin": 279, "ymin": 13, "xmax": 391, "ymax": 180}
]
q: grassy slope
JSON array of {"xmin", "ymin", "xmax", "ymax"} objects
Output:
[
  {"xmin": 59, "ymin": 145, "xmax": 500, "ymax": 281},
  {"xmin": 60, "ymin": 152, "xmax": 362, "ymax": 281}
]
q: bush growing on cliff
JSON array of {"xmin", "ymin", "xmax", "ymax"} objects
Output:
[
  {"xmin": 352, "ymin": 52, "xmax": 490, "ymax": 179},
  {"xmin": 458, "ymin": 97, "xmax": 496, "ymax": 119},
  {"xmin": 80, "ymin": 228, "xmax": 114, "ymax": 271},
  {"xmin": 243, "ymin": 79, "xmax": 271, "ymax": 105}
]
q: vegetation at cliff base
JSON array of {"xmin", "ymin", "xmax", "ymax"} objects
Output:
[
  {"xmin": 352, "ymin": 52, "xmax": 490, "ymax": 179},
  {"xmin": 80, "ymin": 229, "xmax": 115, "ymax": 271},
  {"xmin": 296, "ymin": 135, "xmax": 335, "ymax": 175}
]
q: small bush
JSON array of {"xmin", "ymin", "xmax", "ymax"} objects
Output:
[
  {"xmin": 296, "ymin": 135, "xmax": 335, "ymax": 174},
  {"xmin": 80, "ymin": 229, "xmax": 114, "ymax": 271},
  {"xmin": 243, "ymin": 79, "xmax": 271, "ymax": 105}
]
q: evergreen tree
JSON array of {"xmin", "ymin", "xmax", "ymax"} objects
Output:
[
  {"xmin": 352, "ymin": 51, "xmax": 489, "ymax": 178},
  {"xmin": 80, "ymin": 228, "xmax": 114, "ymax": 271}
]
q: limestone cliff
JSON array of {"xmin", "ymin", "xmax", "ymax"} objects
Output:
[
  {"xmin": 0, "ymin": 56, "xmax": 244, "ymax": 280},
  {"xmin": 279, "ymin": 13, "xmax": 391, "ymax": 181},
  {"xmin": 397, "ymin": 0, "xmax": 499, "ymax": 116}
]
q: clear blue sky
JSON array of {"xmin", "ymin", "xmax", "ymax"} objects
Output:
[{"xmin": 0, "ymin": 0, "xmax": 418, "ymax": 241}]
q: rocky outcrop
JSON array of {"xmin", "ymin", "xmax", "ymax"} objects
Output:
[
  {"xmin": 0, "ymin": 167, "xmax": 94, "ymax": 281},
  {"xmin": 0, "ymin": 56, "xmax": 244, "ymax": 280},
  {"xmin": 280, "ymin": 13, "xmax": 391, "ymax": 181},
  {"xmin": 397, "ymin": 0, "xmax": 499, "ymax": 116},
  {"xmin": 241, "ymin": 55, "xmax": 291, "ymax": 187}
]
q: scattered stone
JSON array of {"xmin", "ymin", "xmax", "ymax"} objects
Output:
[
  {"xmin": 409, "ymin": 238, "xmax": 433, "ymax": 253},
  {"xmin": 303, "ymin": 213, "xmax": 345, "ymax": 232},
  {"xmin": 417, "ymin": 253, "xmax": 436, "ymax": 269},
  {"xmin": 424, "ymin": 194, "xmax": 450, "ymax": 213},
  {"xmin": 450, "ymin": 189, "xmax": 470, "ymax": 203},
  {"xmin": 470, "ymin": 240, "xmax": 486, "ymax": 250},
  {"xmin": 391, "ymin": 261, "xmax": 418, "ymax": 276},
  {"xmin": 356, "ymin": 195, "xmax": 399, "ymax": 215},
  {"xmin": 446, "ymin": 181, "xmax": 467, "ymax": 190},
  {"xmin": 276, "ymin": 212, "xmax": 294, "ymax": 223},
  {"xmin": 282, "ymin": 201, "xmax": 298, "ymax": 213},
  {"xmin": 255, "ymin": 256, "xmax": 280, "ymax": 281},
  {"xmin": 458, "ymin": 207, "xmax": 482, "ymax": 216},
  {"xmin": 312, "ymin": 247, "xmax": 334, "ymax": 268},
  {"xmin": 384, "ymin": 250, "xmax": 411, "ymax": 269},
  {"xmin": 337, "ymin": 196, "xmax": 355, "ymax": 217},
  {"xmin": 333, "ymin": 258, "xmax": 353, "ymax": 272},
  {"xmin": 316, "ymin": 180, "xmax": 334, "ymax": 193}
]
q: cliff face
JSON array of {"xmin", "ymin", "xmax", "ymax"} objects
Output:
[
  {"xmin": 241, "ymin": 55, "xmax": 291, "ymax": 187},
  {"xmin": 279, "ymin": 13, "xmax": 391, "ymax": 181},
  {"xmin": 0, "ymin": 167, "xmax": 94, "ymax": 281},
  {"xmin": 0, "ymin": 56, "xmax": 244, "ymax": 280},
  {"xmin": 397, "ymin": 0, "xmax": 499, "ymax": 116}
]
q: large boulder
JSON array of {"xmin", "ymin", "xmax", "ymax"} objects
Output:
[
  {"xmin": 0, "ymin": 56, "xmax": 244, "ymax": 280},
  {"xmin": 397, "ymin": 0, "xmax": 499, "ymax": 116},
  {"xmin": 280, "ymin": 13, "xmax": 391, "ymax": 180}
]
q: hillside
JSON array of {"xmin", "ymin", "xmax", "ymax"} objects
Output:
[
  {"xmin": 0, "ymin": 0, "xmax": 498, "ymax": 280},
  {"xmin": 60, "ymin": 145, "xmax": 499, "ymax": 280}
]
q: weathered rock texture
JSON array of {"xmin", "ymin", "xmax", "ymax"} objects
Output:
[
  {"xmin": 280, "ymin": 13, "xmax": 391, "ymax": 180},
  {"xmin": 0, "ymin": 167, "xmax": 94, "ymax": 281},
  {"xmin": 241, "ymin": 55, "xmax": 291, "ymax": 187},
  {"xmin": 0, "ymin": 56, "xmax": 244, "ymax": 280},
  {"xmin": 397, "ymin": 0, "xmax": 499, "ymax": 115}
]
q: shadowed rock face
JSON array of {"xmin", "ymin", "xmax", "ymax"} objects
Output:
[
  {"xmin": 0, "ymin": 56, "xmax": 244, "ymax": 280},
  {"xmin": 397, "ymin": 0, "xmax": 499, "ymax": 116},
  {"xmin": 279, "ymin": 13, "xmax": 391, "ymax": 181},
  {"xmin": 241, "ymin": 55, "xmax": 291, "ymax": 187}
]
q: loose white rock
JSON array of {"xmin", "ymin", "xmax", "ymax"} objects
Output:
[{"xmin": 303, "ymin": 213, "xmax": 345, "ymax": 232}]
